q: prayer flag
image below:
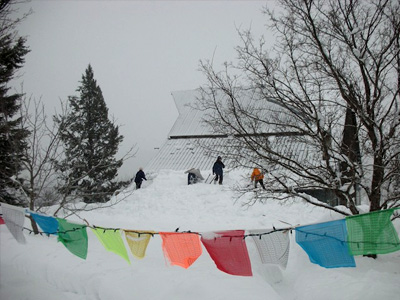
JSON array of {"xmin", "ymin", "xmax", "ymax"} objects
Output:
[
  {"xmin": 92, "ymin": 228, "xmax": 130, "ymax": 263},
  {"xmin": 249, "ymin": 229, "xmax": 290, "ymax": 269},
  {"xmin": 124, "ymin": 230, "xmax": 154, "ymax": 259},
  {"xmin": 201, "ymin": 230, "xmax": 252, "ymax": 276},
  {"xmin": 159, "ymin": 232, "xmax": 202, "ymax": 269},
  {"xmin": 346, "ymin": 209, "xmax": 400, "ymax": 255},
  {"xmin": 295, "ymin": 219, "xmax": 355, "ymax": 268},
  {"xmin": 1, "ymin": 203, "xmax": 26, "ymax": 244},
  {"xmin": 57, "ymin": 218, "xmax": 88, "ymax": 259},
  {"xmin": 30, "ymin": 212, "xmax": 59, "ymax": 235}
]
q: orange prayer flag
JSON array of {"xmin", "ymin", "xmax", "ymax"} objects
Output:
[{"xmin": 159, "ymin": 232, "xmax": 202, "ymax": 269}]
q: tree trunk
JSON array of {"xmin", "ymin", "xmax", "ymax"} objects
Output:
[
  {"xmin": 370, "ymin": 155, "xmax": 384, "ymax": 212},
  {"xmin": 29, "ymin": 196, "xmax": 39, "ymax": 234},
  {"xmin": 339, "ymin": 106, "xmax": 361, "ymax": 210},
  {"xmin": 29, "ymin": 215, "xmax": 39, "ymax": 234}
]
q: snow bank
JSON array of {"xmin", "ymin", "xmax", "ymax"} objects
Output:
[{"xmin": 1, "ymin": 170, "xmax": 400, "ymax": 300}]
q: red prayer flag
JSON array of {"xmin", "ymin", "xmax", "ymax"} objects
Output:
[{"xmin": 201, "ymin": 230, "xmax": 252, "ymax": 276}]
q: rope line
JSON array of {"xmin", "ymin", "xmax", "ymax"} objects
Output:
[
  {"xmin": 2, "ymin": 205, "xmax": 398, "ymax": 247},
  {"xmin": 19, "ymin": 225, "xmax": 400, "ymax": 247}
]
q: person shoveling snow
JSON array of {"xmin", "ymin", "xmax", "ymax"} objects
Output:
[{"xmin": 184, "ymin": 168, "xmax": 204, "ymax": 185}]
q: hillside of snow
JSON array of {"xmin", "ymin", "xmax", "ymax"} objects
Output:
[{"xmin": 1, "ymin": 169, "xmax": 400, "ymax": 300}]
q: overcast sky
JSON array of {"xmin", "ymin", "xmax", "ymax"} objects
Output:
[{"xmin": 13, "ymin": 0, "xmax": 275, "ymax": 179}]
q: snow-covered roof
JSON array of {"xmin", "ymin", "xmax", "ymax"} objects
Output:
[
  {"xmin": 146, "ymin": 89, "xmax": 314, "ymax": 172},
  {"xmin": 147, "ymin": 89, "xmax": 222, "ymax": 171},
  {"xmin": 167, "ymin": 89, "xmax": 294, "ymax": 138},
  {"xmin": 146, "ymin": 138, "xmax": 225, "ymax": 171},
  {"xmin": 167, "ymin": 89, "xmax": 212, "ymax": 138}
]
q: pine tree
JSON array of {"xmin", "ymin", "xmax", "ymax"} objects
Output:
[
  {"xmin": 56, "ymin": 65, "xmax": 124, "ymax": 203},
  {"xmin": 0, "ymin": 0, "xmax": 30, "ymax": 204}
]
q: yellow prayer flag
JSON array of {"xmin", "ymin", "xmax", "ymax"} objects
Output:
[{"xmin": 124, "ymin": 231, "xmax": 154, "ymax": 259}]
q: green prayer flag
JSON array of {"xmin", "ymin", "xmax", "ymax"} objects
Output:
[
  {"xmin": 346, "ymin": 209, "xmax": 400, "ymax": 255},
  {"xmin": 92, "ymin": 228, "xmax": 130, "ymax": 264},
  {"xmin": 57, "ymin": 218, "xmax": 88, "ymax": 259}
]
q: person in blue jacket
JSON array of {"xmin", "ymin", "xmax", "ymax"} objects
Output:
[
  {"xmin": 212, "ymin": 156, "xmax": 225, "ymax": 185},
  {"xmin": 134, "ymin": 168, "xmax": 147, "ymax": 189}
]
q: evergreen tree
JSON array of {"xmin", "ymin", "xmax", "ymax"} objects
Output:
[
  {"xmin": 56, "ymin": 65, "xmax": 124, "ymax": 203},
  {"xmin": 0, "ymin": 0, "xmax": 30, "ymax": 204}
]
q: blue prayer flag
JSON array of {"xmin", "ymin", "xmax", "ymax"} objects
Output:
[
  {"xmin": 31, "ymin": 212, "xmax": 59, "ymax": 235},
  {"xmin": 295, "ymin": 219, "xmax": 355, "ymax": 268}
]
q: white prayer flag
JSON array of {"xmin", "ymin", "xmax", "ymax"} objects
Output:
[
  {"xmin": 249, "ymin": 229, "xmax": 290, "ymax": 269},
  {"xmin": 1, "ymin": 203, "xmax": 26, "ymax": 244}
]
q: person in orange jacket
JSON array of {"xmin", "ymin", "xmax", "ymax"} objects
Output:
[{"xmin": 251, "ymin": 167, "xmax": 266, "ymax": 189}]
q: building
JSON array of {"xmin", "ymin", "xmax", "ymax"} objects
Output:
[
  {"xmin": 146, "ymin": 88, "xmax": 338, "ymax": 205},
  {"xmin": 146, "ymin": 89, "xmax": 226, "ymax": 171}
]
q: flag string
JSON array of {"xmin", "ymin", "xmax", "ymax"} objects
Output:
[
  {"xmin": 20, "ymin": 221, "xmax": 293, "ymax": 239},
  {"xmin": 20, "ymin": 225, "xmax": 400, "ymax": 247},
  {"xmin": 2, "ymin": 204, "xmax": 400, "ymax": 271},
  {"xmin": 19, "ymin": 223, "xmax": 400, "ymax": 249},
  {"xmin": 295, "ymin": 227, "xmax": 400, "ymax": 247},
  {"xmin": 3, "ymin": 204, "xmax": 400, "ymax": 247}
]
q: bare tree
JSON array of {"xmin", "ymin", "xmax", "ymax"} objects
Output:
[
  {"xmin": 15, "ymin": 96, "xmax": 62, "ymax": 232},
  {"xmin": 17, "ymin": 97, "xmax": 136, "ymax": 231},
  {"xmin": 18, "ymin": 96, "xmax": 62, "ymax": 206},
  {"xmin": 198, "ymin": 0, "xmax": 400, "ymax": 215},
  {"xmin": 0, "ymin": 0, "xmax": 31, "ymax": 37}
]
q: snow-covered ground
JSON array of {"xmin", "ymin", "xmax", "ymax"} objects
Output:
[{"xmin": 1, "ymin": 170, "xmax": 400, "ymax": 300}]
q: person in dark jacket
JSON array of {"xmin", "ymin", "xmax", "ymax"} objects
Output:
[
  {"xmin": 134, "ymin": 168, "xmax": 147, "ymax": 189},
  {"xmin": 212, "ymin": 156, "xmax": 225, "ymax": 185}
]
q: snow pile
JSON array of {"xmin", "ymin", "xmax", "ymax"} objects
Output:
[{"xmin": 1, "ymin": 170, "xmax": 400, "ymax": 300}]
